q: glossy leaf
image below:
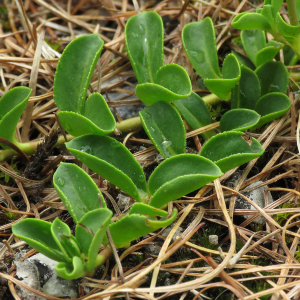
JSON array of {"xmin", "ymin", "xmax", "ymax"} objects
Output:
[
  {"xmin": 200, "ymin": 131, "xmax": 264, "ymax": 173},
  {"xmin": 55, "ymin": 256, "xmax": 85, "ymax": 280},
  {"xmin": 255, "ymin": 61, "xmax": 289, "ymax": 96},
  {"xmin": 231, "ymin": 65, "xmax": 261, "ymax": 110},
  {"xmin": 58, "ymin": 93, "xmax": 116, "ymax": 137},
  {"xmin": 231, "ymin": 13, "xmax": 272, "ymax": 31},
  {"xmin": 135, "ymin": 64, "xmax": 192, "ymax": 105},
  {"xmin": 51, "ymin": 218, "xmax": 81, "ymax": 259},
  {"xmin": 148, "ymin": 154, "xmax": 222, "ymax": 208},
  {"xmin": 219, "ymin": 109, "xmax": 260, "ymax": 132},
  {"xmin": 254, "ymin": 92, "xmax": 291, "ymax": 128},
  {"xmin": 12, "ymin": 219, "xmax": 68, "ymax": 262},
  {"xmin": 174, "ymin": 92, "xmax": 214, "ymax": 139},
  {"xmin": 66, "ymin": 135, "xmax": 149, "ymax": 202},
  {"xmin": 53, "ymin": 163, "xmax": 106, "ymax": 223},
  {"xmin": 109, "ymin": 203, "xmax": 178, "ymax": 248},
  {"xmin": 140, "ymin": 101, "xmax": 185, "ymax": 159},
  {"xmin": 53, "ymin": 34, "xmax": 104, "ymax": 113},
  {"xmin": 241, "ymin": 30, "xmax": 266, "ymax": 65},
  {"xmin": 0, "ymin": 87, "xmax": 31, "ymax": 147},
  {"xmin": 125, "ymin": 11, "xmax": 163, "ymax": 84},
  {"xmin": 182, "ymin": 17, "xmax": 221, "ymax": 79},
  {"xmin": 204, "ymin": 54, "xmax": 241, "ymax": 100},
  {"xmin": 76, "ymin": 208, "xmax": 112, "ymax": 271}
]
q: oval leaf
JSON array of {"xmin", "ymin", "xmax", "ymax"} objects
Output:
[
  {"xmin": 148, "ymin": 154, "xmax": 222, "ymax": 208},
  {"xmin": 231, "ymin": 12, "xmax": 272, "ymax": 31},
  {"xmin": 241, "ymin": 30, "xmax": 267, "ymax": 65},
  {"xmin": 135, "ymin": 64, "xmax": 192, "ymax": 105},
  {"xmin": 125, "ymin": 11, "xmax": 163, "ymax": 84},
  {"xmin": 53, "ymin": 34, "xmax": 104, "ymax": 113},
  {"xmin": 53, "ymin": 163, "xmax": 106, "ymax": 223},
  {"xmin": 200, "ymin": 131, "xmax": 264, "ymax": 173},
  {"xmin": 219, "ymin": 109, "xmax": 260, "ymax": 132},
  {"xmin": 254, "ymin": 92, "xmax": 291, "ymax": 128},
  {"xmin": 58, "ymin": 92, "xmax": 116, "ymax": 137},
  {"xmin": 75, "ymin": 208, "xmax": 112, "ymax": 271},
  {"xmin": 231, "ymin": 65, "xmax": 261, "ymax": 110},
  {"xmin": 109, "ymin": 203, "xmax": 177, "ymax": 248},
  {"xmin": 0, "ymin": 87, "xmax": 31, "ymax": 147},
  {"xmin": 182, "ymin": 17, "xmax": 221, "ymax": 79},
  {"xmin": 12, "ymin": 219, "xmax": 68, "ymax": 262},
  {"xmin": 83, "ymin": 93, "xmax": 116, "ymax": 132},
  {"xmin": 139, "ymin": 101, "xmax": 186, "ymax": 159},
  {"xmin": 204, "ymin": 54, "xmax": 240, "ymax": 100},
  {"xmin": 255, "ymin": 61, "xmax": 289, "ymax": 96},
  {"xmin": 66, "ymin": 135, "xmax": 149, "ymax": 202},
  {"xmin": 256, "ymin": 42, "xmax": 283, "ymax": 66},
  {"xmin": 174, "ymin": 92, "xmax": 214, "ymax": 139}
]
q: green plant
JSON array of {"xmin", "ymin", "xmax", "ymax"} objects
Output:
[
  {"xmin": 231, "ymin": 0, "xmax": 300, "ymax": 59},
  {"xmin": 53, "ymin": 34, "xmax": 116, "ymax": 137},
  {"xmin": 12, "ymin": 163, "xmax": 177, "ymax": 279},
  {"xmin": 125, "ymin": 11, "xmax": 192, "ymax": 105},
  {"xmin": 182, "ymin": 16, "xmax": 292, "ymax": 132}
]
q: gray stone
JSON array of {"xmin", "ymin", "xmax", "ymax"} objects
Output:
[
  {"xmin": 15, "ymin": 253, "xmax": 78, "ymax": 300},
  {"xmin": 235, "ymin": 181, "xmax": 273, "ymax": 225},
  {"xmin": 117, "ymin": 194, "xmax": 131, "ymax": 211},
  {"xmin": 162, "ymin": 224, "xmax": 183, "ymax": 241},
  {"xmin": 209, "ymin": 235, "xmax": 218, "ymax": 245}
]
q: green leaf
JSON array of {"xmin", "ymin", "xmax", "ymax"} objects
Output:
[
  {"xmin": 135, "ymin": 64, "xmax": 192, "ymax": 105},
  {"xmin": 53, "ymin": 163, "xmax": 106, "ymax": 223},
  {"xmin": 148, "ymin": 154, "xmax": 222, "ymax": 208},
  {"xmin": 283, "ymin": 45, "xmax": 298, "ymax": 65},
  {"xmin": 12, "ymin": 219, "xmax": 68, "ymax": 262},
  {"xmin": 256, "ymin": 43, "xmax": 283, "ymax": 67},
  {"xmin": 255, "ymin": 61, "xmax": 289, "ymax": 96},
  {"xmin": 83, "ymin": 93, "xmax": 116, "ymax": 131},
  {"xmin": 231, "ymin": 13, "xmax": 272, "ymax": 31},
  {"xmin": 75, "ymin": 208, "xmax": 112, "ymax": 271},
  {"xmin": 231, "ymin": 51, "xmax": 256, "ymax": 70},
  {"xmin": 241, "ymin": 30, "xmax": 266, "ymax": 65},
  {"xmin": 66, "ymin": 135, "xmax": 149, "ymax": 202},
  {"xmin": 58, "ymin": 93, "xmax": 116, "ymax": 137},
  {"xmin": 275, "ymin": 12, "xmax": 300, "ymax": 40},
  {"xmin": 139, "ymin": 101, "xmax": 186, "ymax": 159},
  {"xmin": 125, "ymin": 11, "xmax": 163, "ymax": 84},
  {"xmin": 51, "ymin": 218, "xmax": 81, "ymax": 259},
  {"xmin": 204, "ymin": 54, "xmax": 241, "ymax": 100},
  {"xmin": 240, "ymin": 30, "xmax": 283, "ymax": 66},
  {"xmin": 55, "ymin": 256, "xmax": 85, "ymax": 280},
  {"xmin": 219, "ymin": 109, "xmax": 260, "ymax": 132},
  {"xmin": 231, "ymin": 65, "xmax": 261, "ymax": 110},
  {"xmin": 53, "ymin": 34, "xmax": 104, "ymax": 113},
  {"xmin": 182, "ymin": 17, "xmax": 221, "ymax": 79},
  {"xmin": 200, "ymin": 131, "xmax": 264, "ymax": 173},
  {"xmin": 254, "ymin": 92, "xmax": 291, "ymax": 127},
  {"xmin": 0, "ymin": 87, "xmax": 31, "ymax": 147},
  {"xmin": 174, "ymin": 92, "xmax": 214, "ymax": 139},
  {"xmin": 109, "ymin": 203, "xmax": 177, "ymax": 248}
]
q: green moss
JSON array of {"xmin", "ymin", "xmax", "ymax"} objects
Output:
[{"xmin": 0, "ymin": 6, "xmax": 10, "ymax": 31}]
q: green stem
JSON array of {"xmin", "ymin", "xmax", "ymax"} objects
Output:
[
  {"xmin": 287, "ymin": 0, "xmax": 299, "ymax": 26},
  {"xmin": 289, "ymin": 70, "xmax": 300, "ymax": 81},
  {"xmin": 95, "ymin": 245, "xmax": 113, "ymax": 268},
  {"xmin": 0, "ymin": 94, "xmax": 221, "ymax": 161}
]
